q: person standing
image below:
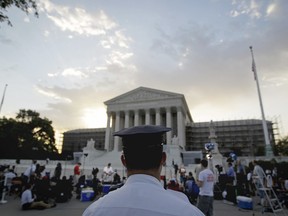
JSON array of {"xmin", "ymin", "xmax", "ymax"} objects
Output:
[
  {"xmin": 173, "ymin": 163, "xmax": 178, "ymax": 178},
  {"xmin": 83, "ymin": 125, "xmax": 204, "ymax": 216},
  {"xmin": 73, "ymin": 162, "xmax": 81, "ymax": 185},
  {"xmin": 179, "ymin": 165, "xmax": 186, "ymax": 185},
  {"xmin": 185, "ymin": 172, "xmax": 199, "ymax": 204},
  {"xmin": 22, "ymin": 160, "xmax": 37, "ymax": 185},
  {"xmin": 102, "ymin": 163, "xmax": 114, "ymax": 183},
  {"xmin": 197, "ymin": 159, "xmax": 214, "ymax": 216},
  {"xmin": 54, "ymin": 162, "xmax": 62, "ymax": 181},
  {"xmin": 226, "ymin": 162, "xmax": 236, "ymax": 185},
  {"xmin": 252, "ymin": 160, "xmax": 265, "ymax": 205}
]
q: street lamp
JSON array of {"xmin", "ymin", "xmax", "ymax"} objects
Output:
[
  {"xmin": 83, "ymin": 153, "xmax": 88, "ymax": 176},
  {"xmin": 64, "ymin": 155, "xmax": 72, "ymax": 177}
]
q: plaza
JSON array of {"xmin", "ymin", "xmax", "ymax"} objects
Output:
[{"xmin": 1, "ymin": 190, "xmax": 287, "ymax": 216}]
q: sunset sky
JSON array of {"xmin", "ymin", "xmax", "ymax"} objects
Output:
[{"xmin": 1, "ymin": 0, "xmax": 287, "ymax": 148}]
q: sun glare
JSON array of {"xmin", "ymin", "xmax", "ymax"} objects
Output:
[
  {"xmin": 54, "ymin": 130, "xmax": 63, "ymax": 153},
  {"xmin": 82, "ymin": 107, "xmax": 107, "ymax": 128}
]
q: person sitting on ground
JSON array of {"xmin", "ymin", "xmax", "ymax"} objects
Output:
[
  {"xmin": 33, "ymin": 177, "xmax": 51, "ymax": 203},
  {"xmin": 55, "ymin": 176, "xmax": 73, "ymax": 203},
  {"xmin": 83, "ymin": 125, "xmax": 204, "ymax": 216},
  {"xmin": 76, "ymin": 175, "xmax": 86, "ymax": 199},
  {"xmin": 21, "ymin": 183, "xmax": 56, "ymax": 210},
  {"xmin": 112, "ymin": 169, "xmax": 121, "ymax": 184},
  {"xmin": 4, "ymin": 168, "xmax": 17, "ymax": 195},
  {"xmin": 90, "ymin": 175, "xmax": 102, "ymax": 200}
]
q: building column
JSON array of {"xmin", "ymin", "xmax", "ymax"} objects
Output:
[
  {"xmin": 166, "ymin": 107, "xmax": 172, "ymax": 145},
  {"xmin": 104, "ymin": 112, "xmax": 111, "ymax": 151},
  {"xmin": 177, "ymin": 107, "xmax": 185, "ymax": 148},
  {"xmin": 114, "ymin": 111, "xmax": 121, "ymax": 152},
  {"xmin": 145, "ymin": 109, "xmax": 150, "ymax": 125},
  {"xmin": 155, "ymin": 108, "xmax": 161, "ymax": 125},
  {"xmin": 124, "ymin": 110, "xmax": 129, "ymax": 128},
  {"xmin": 134, "ymin": 109, "xmax": 139, "ymax": 126}
]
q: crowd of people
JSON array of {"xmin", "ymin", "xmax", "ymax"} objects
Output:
[
  {"xmin": 1, "ymin": 126, "xmax": 288, "ymax": 216},
  {"xmin": 1, "ymin": 155, "xmax": 288, "ymax": 215},
  {"xmin": 0, "ymin": 159, "xmax": 124, "ymax": 211}
]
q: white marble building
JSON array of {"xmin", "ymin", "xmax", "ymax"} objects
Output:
[{"xmin": 104, "ymin": 86, "xmax": 193, "ymax": 152}]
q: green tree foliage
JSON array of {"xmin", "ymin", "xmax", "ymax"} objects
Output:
[
  {"xmin": 274, "ymin": 136, "xmax": 288, "ymax": 156},
  {"xmin": 0, "ymin": 0, "xmax": 38, "ymax": 26},
  {"xmin": 0, "ymin": 109, "xmax": 58, "ymax": 159}
]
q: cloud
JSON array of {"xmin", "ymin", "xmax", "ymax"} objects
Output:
[
  {"xmin": 100, "ymin": 30, "xmax": 132, "ymax": 49},
  {"xmin": 24, "ymin": 0, "xmax": 287, "ymax": 134},
  {"xmin": 62, "ymin": 68, "xmax": 88, "ymax": 78},
  {"xmin": 35, "ymin": 86, "xmax": 72, "ymax": 103},
  {"xmin": 38, "ymin": 0, "xmax": 136, "ymax": 88},
  {"xmin": 39, "ymin": 0, "xmax": 117, "ymax": 36},
  {"xmin": 230, "ymin": 0, "xmax": 261, "ymax": 19},
  {"xmin": 266, "ymin": 3, "xmax": 276, "ymax": 16},
  {"xmin": 37, "ymin": 85, "xmax": 113, "ymax": 130}
]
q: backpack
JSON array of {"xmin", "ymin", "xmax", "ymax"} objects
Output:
[
  {"xmin": 191, "ymin": 181, "xmax": 199, "ymax": 196},
  {"xmin": 185, "ymin": 180, "xmax": 199, "ymax": 196}
]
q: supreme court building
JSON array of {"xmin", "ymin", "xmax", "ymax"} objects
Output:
[
  {"xmin": 104, "ymin": 86, "xmax": 192, "ymax": 152},
  {"xmin": 62, "ymin": 86, "xmax": 276, "ymax": 158}
]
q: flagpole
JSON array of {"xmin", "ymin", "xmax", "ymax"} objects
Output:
[
  {"xmin": 0, "ymin": 84, "xmax": 8, "ymax": 115},
  {"xmin": 249, "ymin": 46, "xmax": 274, "ymax": 157}
]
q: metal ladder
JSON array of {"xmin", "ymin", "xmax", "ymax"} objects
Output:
[{"xmin": 253, "ymin": 166, "xmax": 286, "ymax": 215}]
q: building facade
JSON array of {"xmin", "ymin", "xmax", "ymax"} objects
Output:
[
  {"xmin": 62, "ymin": 128, "xmax": 105, "ymax": 153},
  {"xmin": 186, "ymin": 119, "xmax": 275, "ymax": 156},
  {"xmin": 62, "ymin": 87, "xmax": 276, "ymax": 157},
  {"xmin": 103, "ymin": 87, "xmax": 192, "ymax": 151}
]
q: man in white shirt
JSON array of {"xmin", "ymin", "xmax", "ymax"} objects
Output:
[
  {"xmin": 103, "ymin": 163, "xmax": 114, "ymax": 183},
  {"xmin": 21, "ymin": 184, "xmax": 56, "ymax": 210},
  {"xmin": 83, "ymin": 125, "xmax": 204, "ymax": 216},
  {"xmin": 4, "ymin": 168, "xmax": 16, "ymax": 195},
  {"xmin": 23, "ymin": 160, "xmax": 37, "ymax": 185},
  {"xmin": 252, "ymin": 160, "xmax": 265, "ymax": 205},
  {"xmin": 197, "ymin": 159, "xmax": 214, "ymax": 216}
]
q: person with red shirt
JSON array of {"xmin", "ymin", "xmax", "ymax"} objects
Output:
[{"xmin": 73, "ymin": 162, "xmax": 81, "ymax": 185}]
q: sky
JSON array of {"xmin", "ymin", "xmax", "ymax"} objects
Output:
[{"xmin": 1, "ymin": 0, "xmax": 288, "ymax": 147}]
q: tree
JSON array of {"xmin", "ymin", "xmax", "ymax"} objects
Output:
[
  {"xmin": 274, "ymin": 136, "xmax": 288, "ymax": 156},
  {"xmin": 0, "ymin": 109, "xmax": 58, "ymax": 159},
  {"xmin": 0, "ymin": 117, "xmax": 19, "ymax": 157},
  {"xmin": 0, "ymin": 0, "xmax": 38, "ymax": 26}
]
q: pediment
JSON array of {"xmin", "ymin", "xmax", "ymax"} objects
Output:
[{"xmin": 105, "ymin": 87, "xmax": 183, "ymax": 105}]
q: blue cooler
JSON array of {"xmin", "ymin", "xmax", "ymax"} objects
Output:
[
  {"xmin": 237, "ymin": 196, "xmax": 253, "ymax": 210},
  {"xmin": 81, "ymin": 188, "xmax": 94, "ymax": 202},
  {"xmin": 102, "ymin": 184, "xmax": 111, "ymax": 194}
]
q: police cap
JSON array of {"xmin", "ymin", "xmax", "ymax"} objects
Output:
[
  {"xmin": 113, "ymin": 125, "xmax": 171, "ymax": 137},
  {"xmin": 114, "ymin": 125, "xmax": 171, "ymax": 150}
]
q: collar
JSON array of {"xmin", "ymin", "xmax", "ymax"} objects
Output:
[{"xmin": 125, "ymin": 174, "xmax": 163, "ymax": 188}]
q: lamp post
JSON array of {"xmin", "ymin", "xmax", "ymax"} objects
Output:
[
  {"xmin": 0, "ymin": 84, "xmax": 8, "ymax": 115},
  {"xmin": 64, "ymin": 155, "xmax": 71, "ymax": 177},
  {"xmin": 249, "ymin": 46, "xmax": 274, "ymax": 157},
  {"xmin": 82, "ymin": 153, "xmax": 88, "ymax": 176}
]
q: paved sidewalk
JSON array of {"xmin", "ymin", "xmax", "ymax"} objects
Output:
[{"xmin": 1, "ymin": 194, "xmax": 287, "ymax": 216}]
